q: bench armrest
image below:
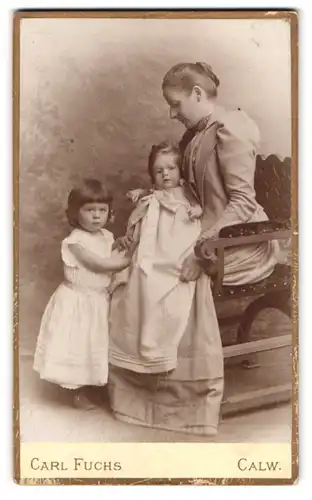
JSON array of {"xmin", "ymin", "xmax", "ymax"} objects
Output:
[
  {"xmin": 218, "ymin": 219, "xmax": 291, "ymax": 238},
  {"xmin": 194, "ymin": 219, "xmax": 292, "ymax": 293}
]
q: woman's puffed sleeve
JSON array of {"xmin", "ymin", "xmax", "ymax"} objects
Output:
[{"xmin": 200, "ymin": 110, "xmax": 260, "ymax": 239}]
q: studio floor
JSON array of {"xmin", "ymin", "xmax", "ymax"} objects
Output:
[{"xmin": 19, "ymin": 355, "xmax": 292, "ymax": 444}]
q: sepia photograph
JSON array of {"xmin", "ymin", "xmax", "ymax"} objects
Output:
[{"xmin": 13, "ymin": 10, "xmax": 298, "ymax": 484}]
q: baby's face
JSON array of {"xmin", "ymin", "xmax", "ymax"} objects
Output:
[{"xmin": 152, "ymin": 152, "xmax": 181, "ymax": 190}]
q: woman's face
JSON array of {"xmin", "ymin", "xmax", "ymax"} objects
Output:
[{"xmin": 163, "ymin": 86, "xmax": 202, "ymax": 129}]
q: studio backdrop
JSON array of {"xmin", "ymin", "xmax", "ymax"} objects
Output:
[{"xmin": 19, "ymin": 18, "xmax": 291, "ymax": 354}]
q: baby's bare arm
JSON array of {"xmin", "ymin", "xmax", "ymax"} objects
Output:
[{"xmin": 127, "ymin": 188, "xmax": 150, "ymax": 204}]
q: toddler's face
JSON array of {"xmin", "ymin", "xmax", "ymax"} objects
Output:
[
  {"xmin": 152, "ymin": 152, "xmax": 181, "ymax": 190},
  {"xmin": 78, "ymin": 202, "xmax": 110, "ymax": 232}
]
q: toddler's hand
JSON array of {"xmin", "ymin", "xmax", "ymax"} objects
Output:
[
  {"xmin": 112, "ymin": 236, "xmax": 133, "ymax": 252},
  {"xmin": 125, "ymin": 241, "xmax": 138, "ymax": 259},
  {"xmin": 188, "ymin": 205, "xmax": 203, "ymax": 221},
  {"xmin": 126, "ymin": 189, "xmax": 146, "ymax": 204}
]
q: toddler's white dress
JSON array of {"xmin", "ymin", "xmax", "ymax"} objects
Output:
[{"xmin": 33, "ymin": 228, "xmax": 114, "ymax": 389}]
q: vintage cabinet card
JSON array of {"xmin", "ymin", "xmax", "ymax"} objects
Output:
[{"xmin": 13, "ymin": 9, "xmax": 298, "ymax": 486}]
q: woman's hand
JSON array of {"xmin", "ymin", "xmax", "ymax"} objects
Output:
[{"xmin": 180, "ymin": 253, "xmax": 203, "ymax": 282}]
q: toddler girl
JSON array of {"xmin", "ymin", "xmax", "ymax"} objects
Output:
[{"xmin": 33, "ymin": 178, "xmax": 131, "ymax": 409}]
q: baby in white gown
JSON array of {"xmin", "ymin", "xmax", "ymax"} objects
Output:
[{"xmin": 109, "ymin": 141, "xmax": 204, "ymax": 373}]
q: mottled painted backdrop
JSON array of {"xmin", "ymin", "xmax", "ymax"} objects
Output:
[{"xmin": 19, "ymin": 18, "xmax": 291, "ymax": 354}]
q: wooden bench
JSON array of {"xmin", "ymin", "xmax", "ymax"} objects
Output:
[{"xmin": 195, "ymin": 155, "xmax": 292, "ymax": 415}]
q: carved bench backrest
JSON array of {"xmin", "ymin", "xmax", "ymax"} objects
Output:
[{"xmin": 254, "ymin": 155, "xmax": 291, "ymax": 220}]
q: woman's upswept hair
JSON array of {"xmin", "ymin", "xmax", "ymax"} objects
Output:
[
  {"xmin": 162, "ymin": 62, "xmax": 220, "ymax": 98},
  {"xmin": 66, "ymin": 178, "xmax": 113, "ymax": 228},
  {"xmin": 147, "ymin": 140, "xmax": 182, "ymax": 181}
]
